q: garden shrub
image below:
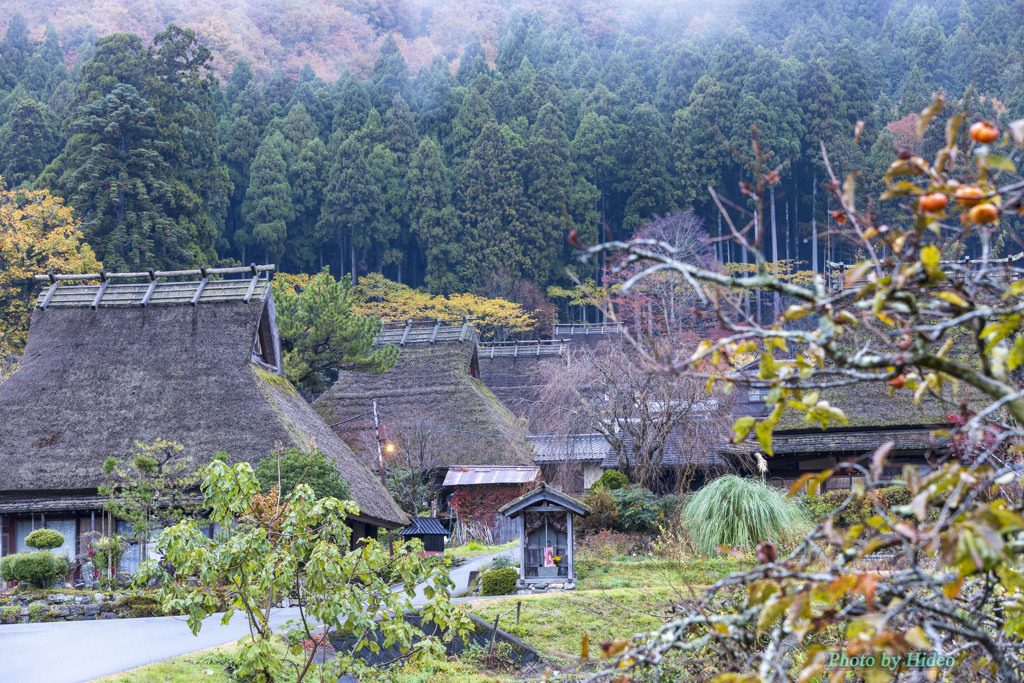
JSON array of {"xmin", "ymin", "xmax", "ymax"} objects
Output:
[
  {"xmin": 0, "ymin": 551, "xmax": 68, "ymax": 587},
  {"xmin": 612, "ymin": 485, "xmax": 659, "ymax": 533},
  {"xmin": 682, "ymin": 475, "xmax": 809, "ymax": 555},
  {"xmin": 480, "ymin": 567, "xmax": 518, "ymax": 596},
  {"xmin": 119, "ymin": 594, "xmax": 163, "ymax": 618},
  {"xmin": 577, "ymin": 488, "xmax": 619, "ymax": 534},
  {"xmin": 592, "ymin": 470, "xmax": 629, "ymax": 491},
  {"xmin": 580, "ymin": 529, "xmax": 637, "ymax": 560},
  {"xmin": 800, "ymin": 485, "xmax": 913, "ymax": 527},
  {"xmin": 25, "ymin": 528, "xmax": 64, "ymax": 550},
  {"xmin": 488, "ymin": 555, "xmax": 520, "ymax": 571}
]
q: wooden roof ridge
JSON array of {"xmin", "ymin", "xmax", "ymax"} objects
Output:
[
  {"xmin": 34, "ymin": 265, "xmax": 275, "ymax": 310},
  {"xmin": 375, "ymin": 317, "xmax": 478, "ymax": 346}
]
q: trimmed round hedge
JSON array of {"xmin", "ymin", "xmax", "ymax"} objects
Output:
[
  {"xmin": 480, "ymin": 567, "xmax": 519, "ymax": 596},
  {"xmin": 25, "ymin": 528, "xmax": 65, "ymax": 550},
  {"xmin": 592, "ymin": 469, "xmax": 629, "ymax": 491},
  {"xmin": 0, "ymin": 551, "xmax": 69, "ymax": 587}
]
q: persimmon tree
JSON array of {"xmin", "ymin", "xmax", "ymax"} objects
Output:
[
  {"xmin": 140, "ymin": 459, "xmax": 471, "ymax": 682},
  {"xmin": 0, "ymin": 181, "xmax": 101, "ymax": 356},
  {"xmin": 581, "ymin": 108, "xmax": 1024, "ymax": 681}
]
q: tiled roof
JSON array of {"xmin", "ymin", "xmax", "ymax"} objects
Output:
[
  {"xmin": 527, "ymin": 434, "xmax": 611, "ymax": 463},
  {"xmin": 441, "ymin": 465, "xmax": 541, "ymax": 487},
  {"xmin": 398, "ymin": 516, "xmax": 450, "ymax": 536},
  {"xmin": 600, "ymin": 428, "xmax": 727, "ymax": 469},
  {"xmin": 719, "ymin": 425, "xmax": 948, "ymax": 457}
]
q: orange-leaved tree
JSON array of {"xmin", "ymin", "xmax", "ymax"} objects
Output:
[{"xmin": 0, "ymin": 180, "xmax": 101, "ymax": 357}]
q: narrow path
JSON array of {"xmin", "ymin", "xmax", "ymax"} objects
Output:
[{"xmin": 0, "ymin": 545, "xmax": 518, "ymax": 683}]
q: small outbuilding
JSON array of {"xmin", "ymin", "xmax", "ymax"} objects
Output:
[
  {"xmin": 499, "ymin": 483, "xmax": 590, "ymax": 589},
  {"xmin": 397, "ymin": 516, "xmax": 449, "ymax": 554}
]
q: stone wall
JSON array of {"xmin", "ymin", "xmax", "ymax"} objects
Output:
[{"xmin": 0, "ymin": 590, "xmax": 162, "ymax": 624}]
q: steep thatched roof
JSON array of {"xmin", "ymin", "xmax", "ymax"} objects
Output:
[
  {"xmin": 314, "ymin": 338, "xmax": 532, "ymax": 467},
  {"xmin": 0, "ymin": 273, "xmax": 406, "ymax": 528}
]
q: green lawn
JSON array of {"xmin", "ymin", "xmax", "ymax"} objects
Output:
[
  {"xmin": 444, "ymin": 538, "xmax": 519, "ymax": 559},
  {"xmin": 98, "ymin": 642, "xmax": 247, "ymax": 682},
  {"xmin": 469, "ymin": 555, "xmax": 756, "ymax": 668}
]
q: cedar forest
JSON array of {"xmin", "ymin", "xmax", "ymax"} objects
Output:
[{"xmin": 1, "ymin": 0, "xmax": 1023, "ymax": 337}]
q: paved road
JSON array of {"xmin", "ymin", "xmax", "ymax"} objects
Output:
[{"xmin": 0, "ymin": 546, "xmax": 518, "ymax": 683}]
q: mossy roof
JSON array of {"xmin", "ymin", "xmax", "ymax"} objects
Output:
[
  {"xmin": 0, "ymin": 293, "xmax": 406, "ymax": 528},
  {"xmin": 314, "ymin": 342, "xmax": 532, "ymax": 467}
]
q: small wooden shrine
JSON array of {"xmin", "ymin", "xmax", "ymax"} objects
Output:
[{"xmin": 499, "ymin": 483, "xmax": 591, "ymax": 589}]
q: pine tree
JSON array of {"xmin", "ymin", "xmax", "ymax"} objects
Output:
[
  {"xmin": 243, "ymin": 132, "xmax": 294, "ymax": 263},
  {"xmin": 61, "ymin": 84, "xmax": 176, "ymax": 270},
  {"xmin": 521, "ymin": 102, "xmax": 578, "ymax": 285},
  {"xmin": 458, "ymin": 122, "xmax": 526, "ymax": 288},
  {"xmin": 372, "ymin": 34, "xmax": 410, "ymax": 108},
  {"xmin": 616, "ymin": 103, "xmax": 676, "ymax": 233},
  {"xmin": 407, "ymin": 137, "xmax": 461, "ymax": 292},
  {"xmin": 672, "ymin": 76, "xmax": 736, "ymax": 207},
  {"xmin": 0, "ymin": 98, "xmax": 58, "ymax": 187}
]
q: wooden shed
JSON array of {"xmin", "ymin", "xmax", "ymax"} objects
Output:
[
  {"xmin": 397, "ymin": 516, "xmax": 449, "ymax": 554},
  {"xmin": 499, "ymin": 483, "xmax": 590, "ymax": 589}
]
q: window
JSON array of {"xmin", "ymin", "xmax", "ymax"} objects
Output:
[{"xmin": 251, "ymin": 300, "xmax": 279, "ymax": 368}]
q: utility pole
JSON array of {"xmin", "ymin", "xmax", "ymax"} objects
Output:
[{"xmin": 372, "ymin": 400, "xmax": 394, "ymax": 556}]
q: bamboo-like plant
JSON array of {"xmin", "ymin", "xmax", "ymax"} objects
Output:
[{"xmin": 682, "ymin": 475, "xmax": 808, "ymax": 555}]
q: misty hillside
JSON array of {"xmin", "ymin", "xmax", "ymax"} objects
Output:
[{"xmin": 0, "ymin": 0, "xmax": 1022, "ymax": 333}]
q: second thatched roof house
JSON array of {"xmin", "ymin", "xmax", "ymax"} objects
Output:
[
  {"xmin": 0, "ymin": 266, "xmax": 406, "ymax": 567},
  {"xmin": 314, "ymin": 319, "xmax": 533, "ymax": 468}
]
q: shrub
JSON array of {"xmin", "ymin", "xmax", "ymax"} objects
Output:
[
  {"xmin": 119, "ymin": 594, "xmax": 163, "ymax": 618},
  {"xmin": 488, "ymin": 555, "xmax": 520, "ymax": 571},
  {"xmin": 25, "ymin": 528, "xmax": 65, "ymax": 550},
  {"xmin": 580, "ymin": 529, "xmax": 637, "ymax": 560},
  {"xmin": 0, "ymin": 554, "xmax": 15, "ymax": 582},
  {"xmin": 577, "ymin": 488, "xmax": 619, "ymax": 534},
  {"xmin": 0, "ymin": 551, "xmax": 68, "ymax": 587},
  {"xmin": 592, "ymin": 470, "xmax": 629, "ymax": 491},
  {"xmin": 799, "ymin": 485, "xmax": 913, "ymax": 527},
  {"xmin": 480, "ymin": 567, "xmax": 519, "ymax": 596},
  {"xmin": 612, "ymin": 485, "xmax": 659, "ymax": 533},
  {"xmin": 682, "ymin": 476, "xmax": 809, "ymax": 555}
]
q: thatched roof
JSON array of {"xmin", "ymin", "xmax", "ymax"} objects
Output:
[
  {"xmin": 314, "ymin": 336, "xmax": 533, "ymax": 467},
  {"xmin": 0, "ymin": 272, "xmax": 406, "ymax": 528}
]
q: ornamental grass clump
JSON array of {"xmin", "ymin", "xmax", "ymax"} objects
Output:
[{"xmin": 682, "ymin": 475, "xmax": 809, "ymax": 555}]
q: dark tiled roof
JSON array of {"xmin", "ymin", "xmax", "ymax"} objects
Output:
[
  {"xmin": 527, "ymin": 434, "xmax": 611, "ymax": 463},
  {"xmin": 720, "ymin": 425, "xmax": 949, "ymax": 458},
  {"xmin": 398, "ymin": 516, "xmax": 450, "ymax": 536},
  {"xmin": 599, "ymin": 428, "xmax": 727, "ymax": 470}
]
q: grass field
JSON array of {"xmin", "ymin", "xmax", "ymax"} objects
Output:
[{"xmin": 444, "ymin": 538, "xmax": 519, "ymax": 559}]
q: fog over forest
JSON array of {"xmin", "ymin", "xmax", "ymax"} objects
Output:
[{"xmin": 0, "ymin": 0, "xmax": 1022, "ymax": 326}]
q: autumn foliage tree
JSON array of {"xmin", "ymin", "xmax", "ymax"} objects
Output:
[
  {"xmin": 0, "ymin": 180, "xmax": 100, "ymax": 357},
  {"xmin": 581, "ymin": 107, "xmax": 1024, "ymax": 681}
]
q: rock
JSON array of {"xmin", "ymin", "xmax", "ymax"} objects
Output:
[
  {"xmin": 48, "ymin": 594, "xmax": 74, "ymax": 604},
  {"xmin": 565, "ymin": 582, "xmax": 576, "ymax": 590},
  {"xmin": 549, "ymin": 583, "xmax": 564, "ymax": 589},
  {"xmin": 532, "ymin": 583, "xmax": 548, "ymax": 590},
  {"xmin": 100, "ymin": 612, "xmax": 115, "ymax": 619},
  {"xmin": 94, "ymin": 593, "xmax": 105, "ymax": 603},
  {"xmin": 84, "ymin": 605, "xmax": 101, "ymax": 616},
  {"xmin": 28, "ymin": 600, "xmax": 47, "ymax": 608}
]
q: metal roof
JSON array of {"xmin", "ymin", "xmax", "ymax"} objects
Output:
[
  {"xmin": 398, "ymin": 517, "xmax": 450, "ymax": 536},
  {"xmin": 442, "ymin": 465, "xmax": 541, "ymax": 487}
]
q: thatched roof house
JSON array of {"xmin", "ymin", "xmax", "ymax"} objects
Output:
[
  {"xmin": 0, "ymin": 266, "xmax": 405, "ymax": 563},
  {"xmin": 314, "ymin": 320, "xmax": 533, "ymax": 467}
]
